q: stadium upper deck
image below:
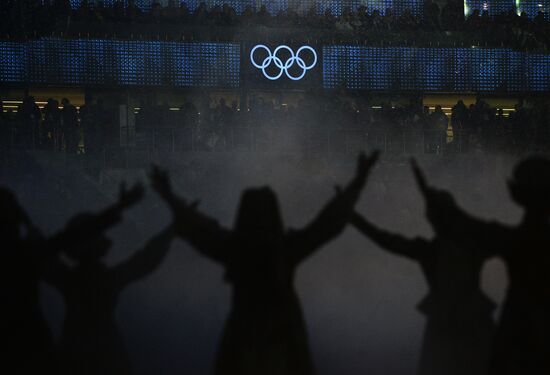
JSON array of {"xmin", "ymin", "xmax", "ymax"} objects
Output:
[
  {"xmin": 1, "ymin": 38, "xmax": 549, "ymax": 93},
  {"xmin": 1, "ymin": 1, "xmax": 549, "ymax": 94}
]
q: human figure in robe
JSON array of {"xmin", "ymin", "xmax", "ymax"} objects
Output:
[
  {"xmin": 0, "ymin": 183, "xmax": 143, "ymax": 374},
  {"xmin": 411, "ymin": 157, "xmax": 550, "ymax": 375},
  {"xmin": 351, "ymin": 163, "xmax": 496, "ymax": 375},
  {"xmin": 45, "ymin": 222, "xmax": 174, "ymax": 375},
  {"xmin": 150, "ymin": 152, "xmax": 379, "ymax": 375}
]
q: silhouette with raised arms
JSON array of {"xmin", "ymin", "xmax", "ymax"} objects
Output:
[
  {"xmin": 45, "ymin": 219, "xmax": 174, "ymax": 375},
  {"xmin": 1, "ymin": 182, "xmax": 143, "ymax": 374},
  {"xmin": 151, "ymin": 151, "xmax": 379, "ymax": 375},
  {"xmin": 351, "ymin": 160, "xmax": 496, "ymax": 375},
  {"xmin": 412, "ymin": 157, "xmax": 550, "ymax": 375}
]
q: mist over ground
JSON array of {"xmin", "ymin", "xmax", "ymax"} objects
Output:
[{"xmin": 2, "ymin": 150, "xmax": 517, "ymax": 375}]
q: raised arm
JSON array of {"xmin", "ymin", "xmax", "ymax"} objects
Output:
[
  {"xmin": 287, "ymin": 151, "xmax": 379, "ymax": 264},
  {"xmin": 42, "ymin": 255, "xmax": 72, "ymax": 292},
  {"xmin": 111, "ymin": 226, "xmax": 174, "ymax": 288},
  {"xmin": 411, "ymin": 160, "xmax": 509, "ymax": 255},
  {"xmin": 150, "ymin": 166, "xmax": 230, "ymax": 263},
  {"xmin": 351, "ymin": 211, "xmax": 432, "ymax": 261},
  {"xmin": 42, "ymin": 182, "xmax": 144, "ymax": 256}
]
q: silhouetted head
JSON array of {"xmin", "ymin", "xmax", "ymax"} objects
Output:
[
  {"xmin": 64, "ymin": 213, "xmax": 112, "ymax": 263},
  {"xmin": 508, "ymin": 157, "xmax": 550, "ymax": 214},
  {"xmin": 0, "ymin": 188, "xmax": 24, "ymax": 239},
  {"xmin": 424, "ymin": 190, "xmax": 458, "ymax": 236},
  {"xmin": 235, "ymin": 187, "xmax": 284, "ymax": 242}
]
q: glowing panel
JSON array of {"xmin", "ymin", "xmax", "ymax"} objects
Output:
[
  {"xmin": 517, "ymin": 0, "xmax": 550, "ymax": 19},
  {"xmin": 56, "ymin": 0, "xmax": 422, "ymax": 15},
  {"xmin": 470, "ymin": 48, "xmax": 507, "ymax": 91},
  {"xmin": 0, "ymin": 39, "xmax": 239, "ymax": 88},
  {"xmin": 0, "ymin": 41, "xmax": 26, "ymax": 83},
  {"xmin": 322, "ymin": 45, "xmax": 550, "ymax": 92},
  {"xmin": 527, "ymin": 53, "xmax": 550, "ymax": 91},
  {"xmin": 415, "ymin": 48, "xmax": 452, "ymax": 91},
  {"xmin": 464, "ymin": 0, "xmax": 515, "ymax": 15},
  {"xmin": 250, "ymin": 45, "xmax": 318, "ymax": 81}
]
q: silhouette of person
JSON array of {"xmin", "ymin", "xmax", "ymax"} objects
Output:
[
  {"xmin": 412, "ymin": 157, "xmax": 550, "ymax": 375},
  {"xmin": 45, "ymin": 224, "xmax": 174, "ymax": 375},
  {"xmin": 151, "ymin": 152, "xmax": 379, "ymax": 375},
  {"xmin": 62, "ymin": 98, "xmax": 79, "ymax": 154},
  {"xmin": 351, "ymin": 163, "xmax": 496, "ymax": 375},
  {"xmin": 1, "ymin": 183, "xmax": 143, "ymax": 374}
]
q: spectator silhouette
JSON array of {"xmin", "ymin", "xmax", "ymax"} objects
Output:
[
  {"xmin": 17, "ymin": 96, "xmax": 41, "ymax": 149},
  {"xmin": 1, "ymin": 182, "xmax": 143, "ymax": 374},
  {"xmin": 151, "ymin": 152, "xmax": 379, "ymax": 375},
  {"xmin": 45, "ymin": 223, "xmax": 174, "ymax": 375},
  {"xmin": 351, "ymin": 161, "xmax": 496, "ymax": 375},
  {"xmin": 412, "ymin": 157, "xmax": 550, "ymax": 375},
  {"xmin": 43, "ymin": 98, "xmax": 61, "ymax": 150},
  {"xmin": 62, "ymin": 98, "xmax": 79, "ymax": 154}
]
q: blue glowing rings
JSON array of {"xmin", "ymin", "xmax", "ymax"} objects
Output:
[{"xmin": 250, "ymin": 45, "xmax": 318, "ymax": 81}]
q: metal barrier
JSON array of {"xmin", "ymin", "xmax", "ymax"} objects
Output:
[
  {"xmin": 142, "ymin": 126, "xmax": 460, "ymax": 156},
  {"xmin": 0, "ymin": 123, "xmax": 510, "ymax": 171}
]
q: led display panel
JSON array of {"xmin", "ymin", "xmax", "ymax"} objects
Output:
[
  {"xmin": 0, "ymin": 39, "xmax": 240, "ymax": 89},
  {"xmin": 1, "ymin": 39, "xmax": 549, "ymax": 92},
  {"xmin": 464, "ymin": 0, "xmax": 515, "ymax": 15},
  {"xmin": 322, "ymin": 45, "xmax": 550, "ymax": 92},
  {"xmin": 53, "ymin": 0, "xmax": 422, "ymax": 15}
]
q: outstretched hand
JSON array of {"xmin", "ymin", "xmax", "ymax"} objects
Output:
[
  {"xmin": 118, "ymin": 182, "xmax": 144, "ymax": 209},
  {"xmin": 150, "ymin": 166, "xmax": 197, "ymax": 214},
  {"xmin": 411, "ymin": 159, "xmax": 429, "ymax": 195},
  {"xmin": 410, "ymin": 159, "xmax": 456, "ymax": 209},
  {"xmin": 354, "ymin": 151, "xmax": 380, "ymax": 186},
  {"xmin": 150, "ymin": 165, "xmax": 173, "ymax": 200}
]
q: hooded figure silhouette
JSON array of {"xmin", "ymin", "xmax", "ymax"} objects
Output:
[
  {"xmin": 351, "ymin": 161, "xmax": 496, "ymax": 375},
  {"xmin": 151, "ymin": 152, "xmax": 378, "ymax": 375},
  {"xmin": 413, "ymin": 157, "xmax": 550, "ymax": 375},
  {"xmin": 44, "ymin": 212, "xmax": 173, "ymax": 375},
  {"xmin": 0, "ymin": 183, "xmax": 142, "ymax": 374}
]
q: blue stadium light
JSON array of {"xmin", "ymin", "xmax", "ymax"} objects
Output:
[
  {"xmin": 0, "ymin": 39, "xmax": 240, "ymax": 88},
  {"xmin": 1, "ymin": 39, "xmax": 549, "ymax": 92},
  {"xmin": 322, "ymin": 45, "xmax": 550, "ymax": 92},
  {"xmin": 464, "ymin": 0, "xmax": 516, "ymax": 16}
]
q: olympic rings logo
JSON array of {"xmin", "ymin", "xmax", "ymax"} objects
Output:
[{"xmin": 250, "ymin": 45, "xmax": 317, "ymax": 81}]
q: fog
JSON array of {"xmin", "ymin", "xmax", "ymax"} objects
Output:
[{"xmin": 2, "ymin": 149, "xmax": 518, "ymax": 375}]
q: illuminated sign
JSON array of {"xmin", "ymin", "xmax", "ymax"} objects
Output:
[
  {"xmin": 1, "ymin": 39, "xmax": 549, "ymax": 92},
  {"xmin": 250, "ymin": 45, "xmax": 317, "ymax": 81}
]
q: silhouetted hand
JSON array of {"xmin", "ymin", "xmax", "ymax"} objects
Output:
[
  {"xmin": 288, "ymin": 151, "xmax": 379, "ymax": 263},
  {"xmin": 353, "ymin": 151, "xmax": 380, "ymax": 187},
  {"xmin": 150, "ymin": 166, "xmax": 173, "ymax": 201},
  {"xmin": 20, "ymin": 210, "xmax": 43, "ymax": 239},
  {"xmin": 117, "ymin": 182, "xmax": 144, "ymax": 210},
  {"xmin": 150, "ymin": 166, "xmax": 193, "ymax": 214},
  {"xmin": 411, "ymin": 158, "xmax": 456, "ymax": 211},
  {"xmin": 333, "ymin": 151, "xmax": 379, "ymax": 201}
]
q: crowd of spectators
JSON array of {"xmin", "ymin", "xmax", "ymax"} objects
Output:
[
  {"xmin": 0, "ymin": 96, "xmax": 118, "ymax": 155},
  {"xmin": 1, "ymin": 1, "xmax": 549, "ymax": 50},
  {"xmin": 1, "ymin": 93, "xmax": 549, "ymax": 158}
]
